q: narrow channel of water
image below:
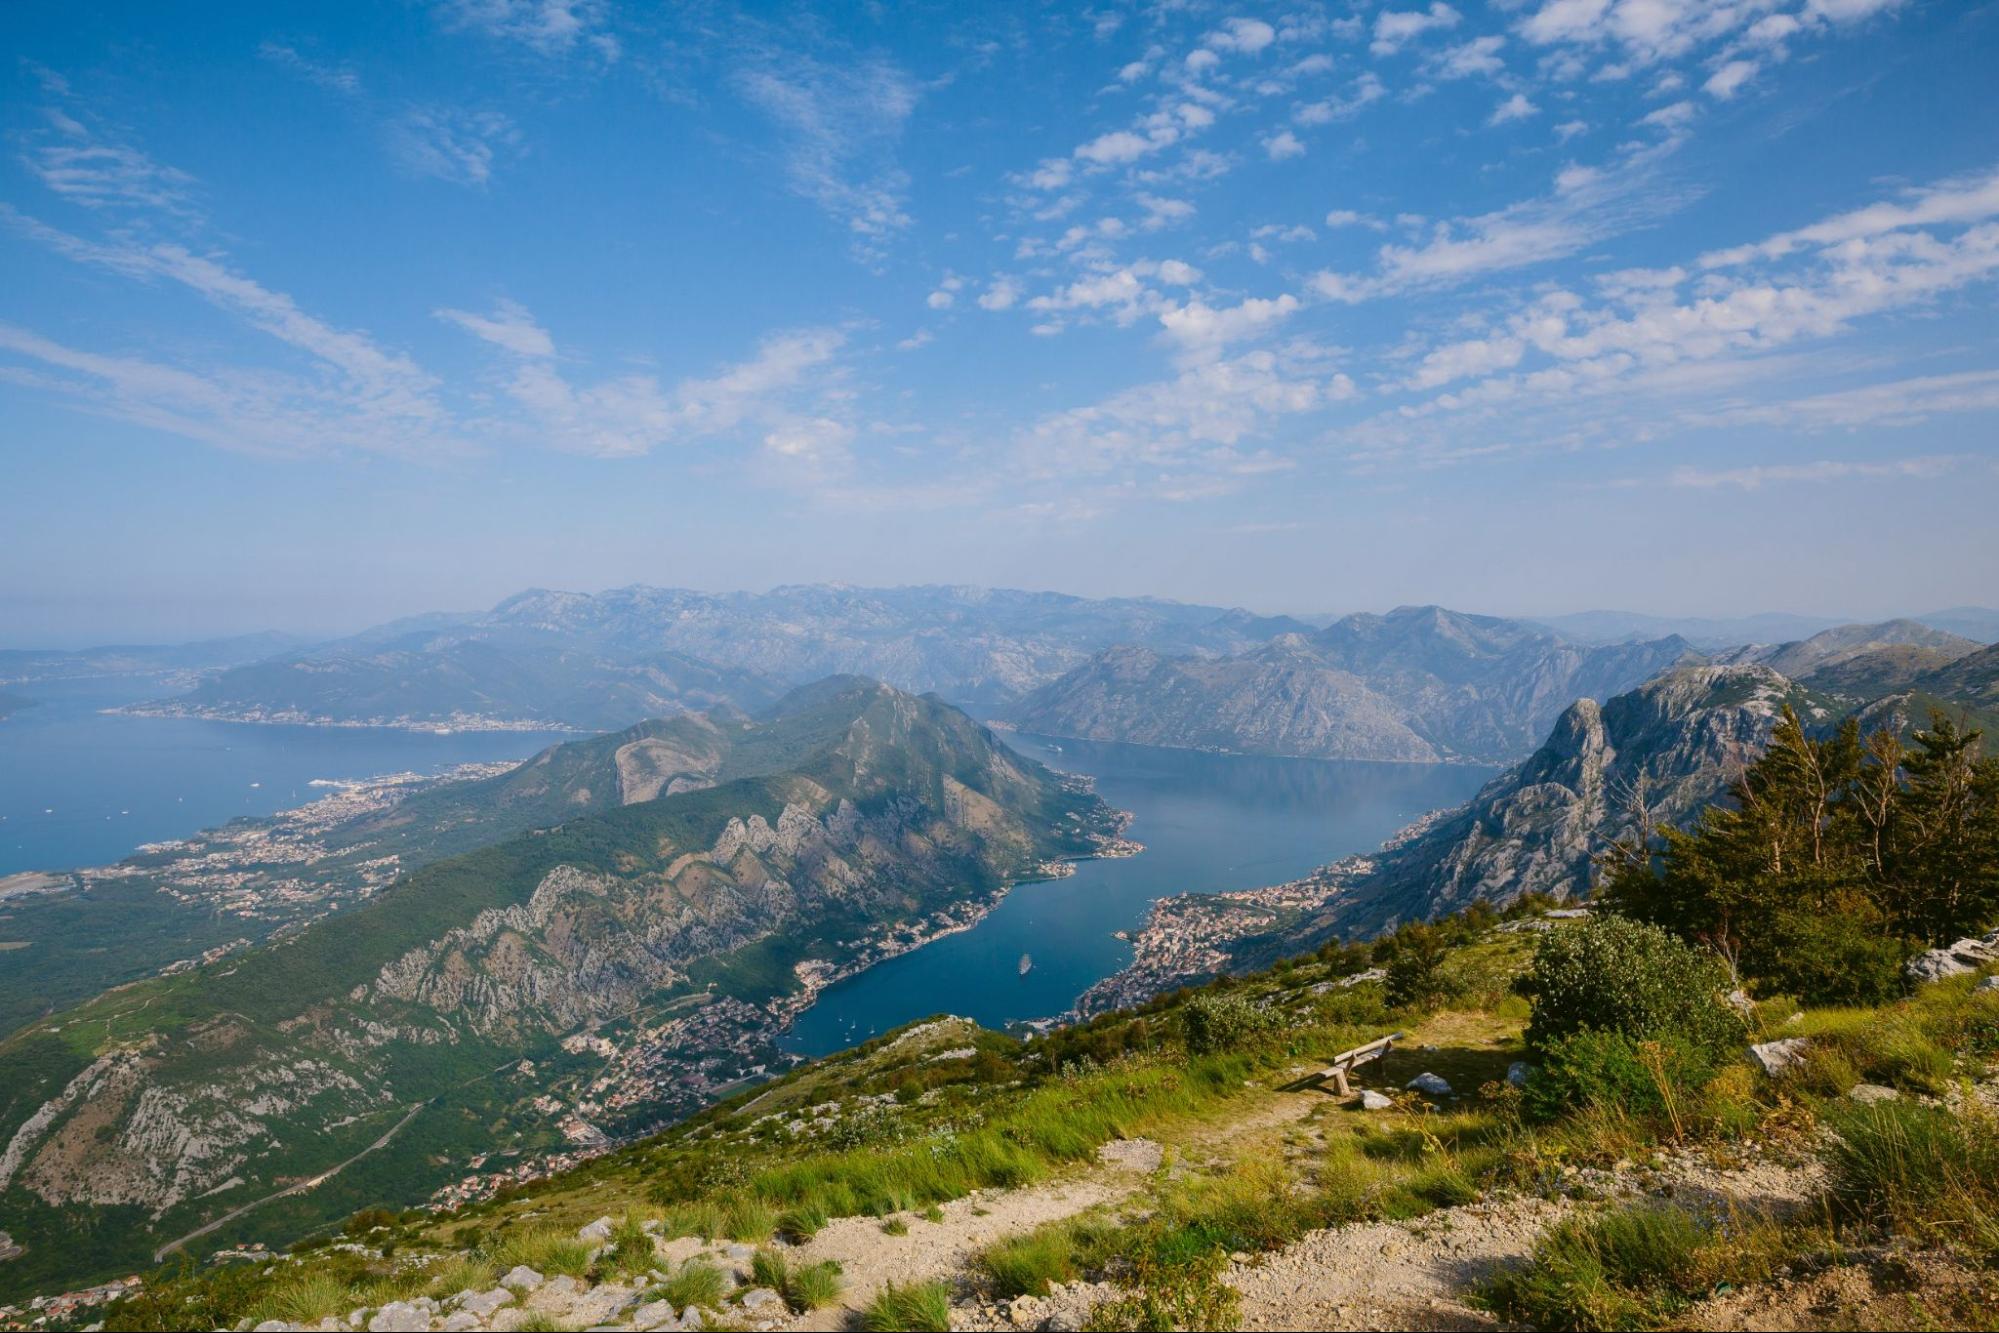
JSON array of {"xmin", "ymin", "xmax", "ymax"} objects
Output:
[{"xmin": 781, "ymin": 733, "xmax": 1495, "ymax": 1056}]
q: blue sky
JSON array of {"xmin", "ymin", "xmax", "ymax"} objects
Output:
[{"xmin": 2, "ymin": 0, "xmax": 1996, "ymax": 643}]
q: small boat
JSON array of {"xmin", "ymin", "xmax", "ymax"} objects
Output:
[{"xmin": 1018, "ymin": 953, "xmax": 1033, "ymax": 977}]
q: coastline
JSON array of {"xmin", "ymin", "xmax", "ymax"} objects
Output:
[{"xmin": 110, "ymin": 703, "xmax": 585, "ymax": 734}]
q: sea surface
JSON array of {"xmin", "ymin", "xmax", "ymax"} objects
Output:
[
  {"xmin": 0, "ymin": 676, "xmax": 573, "ymax": 876},
  {"xmin": 783, "ymin": 733, "xmax": 1495, "ymax": 1057}
]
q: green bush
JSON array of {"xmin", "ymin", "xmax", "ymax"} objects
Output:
[
  {"xmin": 1181, "ymin": 994, "xmax": 1277, "ymax": 1055},
  {"xmin": 1525, "ymin": 1030, "xmax": 1717, "ymax": 1121},
  {"xmin": 1384, "ymin": 923, "xmax": 1466, "ymax": 1010},
  {"xmin": 1524, "ymin": 916, "xmax": 1741, "ymax": 1059},
  {"xmin": 1756, "ymin": 901, "xmax": 1911, "ymax": 1007}
]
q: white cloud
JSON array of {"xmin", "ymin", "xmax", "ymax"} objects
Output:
[
  {"xmin": 1157, "ymin": 294, "xmax": 1300, "ymax": 354},
  {"xmin": 1703, "ymin": 60, "xmax": 1758, "ymax": 100},
  {"xmin": 1204, "ymin": 18, "xmax": 1277, "ymax": 55},
  {"xmin": 977, "ymin": 277, "xmax": 1023, "ymax": 311},
  {"xmin": 1488, "ymin": 93, "xmax": 1539, "ymax": 125},
  {"xmin": 1433, "ymin": 35, "xmax": 1507, "ymax": 79},
  {"xmin": 1686, "ymin": 370, "xmax": 1999, "ymax": 431},
  {"xmin": 1372, "ymin": 4, "xmax": 1461, "ymax": 56},
  {"xmin": 1137, "ymin": 193, "xmax": 1196, "ymax": 229},
  {"xmin": 1264, "ymin": 130, "xmax": 1306, "ymax": 160},
  {"xmin": 435, "ymin": 299, "xmax": 556, "ymax": 357},
  {"xmin": 435, "ymin": 0, "xmax": 619, "ymax": 60},
  {"xmin": 1075, "ymin": 126, "xmax": 1176, "ymax": 165},
  {"xmin": 1295, "ymin": 74, "xmax": 1387, "ymax": 124},
  {"xmin": 1699, "ymin": 166, "xmax": 1999, "ymax": 268}
]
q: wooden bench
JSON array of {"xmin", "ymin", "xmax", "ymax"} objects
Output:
[{"xmin": 1313, "ymin": 1031, "xmax": 1405, "ymax": 1096}]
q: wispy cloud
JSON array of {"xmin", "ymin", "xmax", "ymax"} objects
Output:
[
  {"xmin": 1663, "ymin": 454, "xmax": 1963, "ymax": 490},
  {"xmin": 433, "ymin": 0, "xmax": 620, "ymax": 60},
  {"xmin": 735, "ymin": 54, "xmax": 920, "ymax": 258}
]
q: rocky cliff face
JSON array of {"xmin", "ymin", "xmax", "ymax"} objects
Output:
[
  {"xmin": 1297, "ymin": 665, "xmax": 1815, "ymax": 940},
  {"xmin": 1011, "ymin": 606, "xmax": 1698, "ymax": 763}
]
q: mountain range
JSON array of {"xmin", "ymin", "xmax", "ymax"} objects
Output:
[
  {"xmin": 1009, "ymin": 606, "xmax": 1702, "ymax": 763},
  {"xmin": 0, "ymin": 679, "xmax": 1120, "ymax": 1301},
  {"xmin": 123, "ymin": 585, "xmax": 1316, "ymax": 730}
]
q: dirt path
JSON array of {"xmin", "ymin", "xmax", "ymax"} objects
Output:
[
  {"xmin": 780, "ymin": 1089, "xmax": 1332, "ymax": 1328},
  {"xmin": 1228, "ymin": 1195, "xmax": 1567, "ymax": 1331}
]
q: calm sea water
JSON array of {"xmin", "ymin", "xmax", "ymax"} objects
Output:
[
  {"xmin": 782, "ymin": 733, "xmax": 1495, "ymax": 1057},
  {"xmin": 0, "ymin": 676, "xmax": 573, "ymax": 876}
]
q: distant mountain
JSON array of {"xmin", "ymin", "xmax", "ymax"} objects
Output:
[
  {"xmin": 128, "ymin": 584, "xmax": 1318, "ymax": 728},
  {"xmin": 1724, "ymin": 619, "xmax": 1982, "ymax": 678},
  {"xmin": 1914, "ymin": 606, "xmax": 1999, "ymax": 644},
  {"xmin": 0, "ymin": 679, "xmax": 1120, "ymax": 1299},
  {"xmin": 1531, "ymin": 610, "xmax": 1847, "ymax": 648},
  {"xmin": 0, "ymin": 631, "xmax": 311, "ymax": 685},
  {"xmin": 1010, "ymin": 606, "xmax": 1699, "ymax": 763},
  {"xmin": 136, "ymin": 636, "xmax": 783, "ymax": 732}
]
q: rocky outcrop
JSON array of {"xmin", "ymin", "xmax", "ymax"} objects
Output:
[{"xmin": 1278, "ymin": 665, "xmax": 1811, "ymax": 939}]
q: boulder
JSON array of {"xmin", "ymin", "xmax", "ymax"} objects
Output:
[
  {"xmin": 1505, "ymin": 1062, "xmax": 1531, "ymax": 1089},
  {"xmin": 675, "ymin": 1309, "xmax": 706, "ymax": 1331},
  {"xmin": 1848, "ymin": 1083, "xmax": 1901, "ymax": 1104},
  {"xmin": 253, "ymin": 1323, "xmax": 291, "ymax": 1332},
  {"xmin": 738, "ymin": 1287, "xmax": 785, "ymax": 1315},
  {"xmin": 1358, "ymin": 1089, "xmax": 1394, "ymax": 1110},
  {"xmin": 500, "ymin": 1265, "xmax": 544, "ymax": 1292},
  {"xmin": 1406, "ymin": 1072, "xmax": 1452, "ymax": 1096},
  {"xmin": 1748, "ymin": 1038, "xmax": 1809, "ymax": 1076},
  {"xmin": 578, "ymin": 1215, "xmax": 616, "ymax": 1243},
  {"xmin": 630, "ymin": 1299, "xmax": 676, "ymax": 1330},
  {"xmin": 456, "ymin": 1288, "xmax": 513, "ymax": 1319},
  {"xmin": 1979, "ymin": 976, "xmax": 1999, "ymax": 993},
  {"xmin": 567, "ymin": 1283, "xmax": 638, "ymax": 1325},
  {"xmin": 440, "ymin": 1315, "xmax": 481, "ymax": 1332},
  {"xmin": 1905, "ymin": 931, "xmax": 1999, "ymax": 984},
  {"xmin": 367, "ymin": 1303, "xmax": 429, "ymax": 1333}
]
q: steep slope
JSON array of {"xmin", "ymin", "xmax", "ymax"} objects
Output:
[
  {"xmin": 0, "ymin": 714, "xmax": 751, "ymax": 1035},
  {"xmin": 1005, "ymin": 639, "xmax": 1439, "ymax": 762},
  {"xmin": 1011, "ymin": 606, "xmax": 1697, "ymax": 763},
  {"xmin": 136, "ymin": 638, "xmax": 781, "ymax": 732},
  {"xmin": 0, "ymin": 680, "xmax": 1121, "ymax": 1300},
  {"xmin": 1289, "ymin": 665, "xmax": 1817, "ymax": 940}
]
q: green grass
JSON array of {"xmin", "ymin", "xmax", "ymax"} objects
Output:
[
  {"xmin": 750, "ymin": 1248, "xmax": 844, "ymax": 1313},
  {"xmin": 490, "ymin": 1225, "xmax": 593, "ymax": 1279},
  {"xmin": 1826, "ymin": 1100, "xmax": 1999, "ymax": 1246},
  {"xmin": 649, "ymin": 1260, "xmax": 726, "ymax": 1310},
  {"xmin": 254, "ymin": 1270, "xmax": 353, "ymax": 1325},
  {"xmin": 862, "ymin": 1279, "xmax": 953, "ymax": 1331},
  {"xmin": 1482, "ymin": 1204, "xmax": 1712, "ymax": 1331}
]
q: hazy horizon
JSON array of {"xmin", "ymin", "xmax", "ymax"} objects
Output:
[{"xmin": 5, "ymin": 1, "xmax": 1996, "ymax": 645}]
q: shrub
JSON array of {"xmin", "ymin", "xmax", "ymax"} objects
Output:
[
  {"xmin": 863, "ymin": 1279, "xmax": 952, "ymax": 1331},
  {"xmin": 1525, "ymin": 1030, "xmax": 1717, "ymax": 1124},
  {"xmin": 1524, "ymin": 916, "xmax": 1741, "ymax": 1059},
  {"xmin": 1182, "ymin": 994, "xmax": 1277, "ymax": 1055},
  {"xmin": 1383, "ymin": 923, "xmax": 1465, "ymax": 1010}
]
